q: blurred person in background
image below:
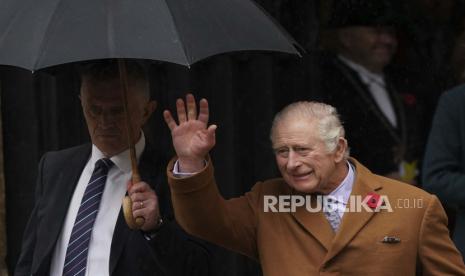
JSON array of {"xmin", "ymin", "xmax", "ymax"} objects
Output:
[{"xmin": 316, "ymin": 0, "xmax": 425, "ymax": 184}]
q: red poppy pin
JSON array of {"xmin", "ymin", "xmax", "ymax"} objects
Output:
[
  {"xmin": 402, "ymin": 93, "xmax": 416, "ymax": 106},
  {"xmin": 365, "ymin": 192, "xmax": 381, "ymax": 209}
]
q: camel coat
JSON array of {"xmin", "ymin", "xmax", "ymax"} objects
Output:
[{"xmin": 168, "ymin": 158, "xmax": 465, "ymax": 275}]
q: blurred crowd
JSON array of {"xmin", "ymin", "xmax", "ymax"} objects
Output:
[{"xmin": 312, "ymin": 0, "xmax": 465, "ymax": 259}]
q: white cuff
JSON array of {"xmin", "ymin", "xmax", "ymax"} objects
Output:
[{"xmin": 172, "ymin": 160, "xmax": 206, "ymax": 178}]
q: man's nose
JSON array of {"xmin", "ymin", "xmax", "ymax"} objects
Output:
[
  {"xmin": 378, "ymin": 31, "xmax": 397, "ymax": 45},
  {"xmin": 286, "ymin": 151, "xmax": 301, "ymax": 170},
  {"xmin": 98, "ymin": 111, "xmax": 117, "ymax": 125}
]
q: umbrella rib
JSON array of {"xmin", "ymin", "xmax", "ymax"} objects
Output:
[
  {"xmin": 246, "ymin": 0, "xmax": 302, "ymax": 56},
  {"xmin": 33, "ymin": 0, "xmax": 65, "ymax": 70},
  {"xmin": 160, "ymin": 0, "xmax": 191, "ymax": 67},
  {"xmin": 105, "ymin": 0, "xmax": 117, "ymax": 57}
]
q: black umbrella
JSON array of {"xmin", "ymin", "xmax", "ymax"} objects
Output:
[
  {"xmin": 0, "ymin": 0, "xmax": 302, "ymax": 229},
  {"xmin": 0, "ymin": 0, "xmax": 301, "ymax": 70}
]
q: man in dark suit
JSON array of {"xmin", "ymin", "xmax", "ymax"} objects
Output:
[
  {"xmin": 317, "ymin": 0, "xmax": 424, "ymax": 184},
  {"xmin": 422, "ymin": 84, "xmax": 465, "ymax": 261},
  {"xmin": 15, "ymin": 60, "xmax": 209, "ymax": 276}
]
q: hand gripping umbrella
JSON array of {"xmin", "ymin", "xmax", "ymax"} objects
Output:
[{"xmin": 0, "ymin": 0, "xmax": 302, "ymax": 229}]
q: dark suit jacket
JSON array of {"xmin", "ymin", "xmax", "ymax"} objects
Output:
[
  {"xmin": 422, "ymin": 84, "xmax": 465, "ymax": 260},
  {"xmin": 316, "ymin": 52, "xmax": 424, "ymax": 176},
  {"xmin": 15, "ymin": 143, "xmax": 210, "ymax": 276}
]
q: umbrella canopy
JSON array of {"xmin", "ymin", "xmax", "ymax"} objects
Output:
[
  {"xmin": 0, "ymin": 0, "xmax": 302, "ymax": 229},
  {"xmin": 0, "ymin": 0, "xmax": 301, "ymax": 71}
]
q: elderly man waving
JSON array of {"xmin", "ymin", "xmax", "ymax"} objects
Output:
[{"xmin": 164, "ymin": 94, "xmax": 465, "ymax": 275}]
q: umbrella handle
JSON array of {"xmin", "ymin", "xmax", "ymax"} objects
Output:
[
  {"xmin": 118, "ymin": 59, "xmax": 145, "ymax": 230},
  {"xmin": 122, "ymin": 173, "xmax": 145, "ymax": 230},
  {"xmin": 122, "ymin": 198, "xmax": 145, "ymax": 230}
]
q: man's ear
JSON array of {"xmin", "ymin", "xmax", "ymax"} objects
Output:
[
  {"xmin": 78, "ymin": 94, "xmax": 85, "ymax": 109},
  {"xmin": 142, "ymin": 100, "xmax": 157, "ymax": 124},
  {"xmin": 334, "ymin": 137, "xmax": 348, "ymax": 163}
]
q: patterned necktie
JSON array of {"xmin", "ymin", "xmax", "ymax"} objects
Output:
[
  {"xmin": 323, "ymin": 197, "xmax": 342, "ymax": 232},
  {"xmin": 62, "ymin": 158, "xmax": 113, "ymax": 276}
]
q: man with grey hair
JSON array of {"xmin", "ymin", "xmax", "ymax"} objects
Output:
[
  {"xmin": 164, "ymin": 94, "xmax": 465, "ymax": 275},
  {"xmin": 15, "ymin": 61, "xmax": 210, "ymax": 276}
]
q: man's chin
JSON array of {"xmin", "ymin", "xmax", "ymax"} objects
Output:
[
  {"xmin": 374, "ymin": 54, "xmax": 393, "ymax": 65},
  {"xmin": 95, "ymin": 135, "xmax": 124, "ymax": 144},
  {"xmin": 96, "ymin": 133, "xmax": 120, "ymax": 138},
  {"xmin": 93, "ymin": 138, "xmax": 127, "ymax": 156},
  {"xmin": 289, "ymin": 181, "xmax": 318, "ymax": 194}
]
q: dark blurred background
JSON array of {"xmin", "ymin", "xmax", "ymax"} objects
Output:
[{"xmin": 1, "ymin": 0, "xmax": 465, "ymax": 275}]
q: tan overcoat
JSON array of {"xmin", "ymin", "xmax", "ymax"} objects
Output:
[{"xmin": 168, "ymin": 158, "xmax": 465, "ymax": 275}]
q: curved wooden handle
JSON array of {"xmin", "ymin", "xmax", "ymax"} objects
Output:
[
  {"xmin": 118, "ymin": 60, "xmax": 145, "ymax": 230},
  {"xmin": 122, "ymin": 195, "xmax": 145, "ymax": 230}
]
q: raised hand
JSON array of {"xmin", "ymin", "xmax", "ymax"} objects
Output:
[{"xmin": 163, "ymin": 94, "xmax": 217, "ymax": 172}]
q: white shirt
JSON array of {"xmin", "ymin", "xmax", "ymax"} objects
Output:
[
  {"xmin": 50, "ymin": 133, "xmax": 145, "ymax": 276},
  {"xmin": 338, "ymin": 55, "xmax": 398, "ymax": 128},
  {"xmin": 326, "ymin": 162, "xmax": 355, "ymax": 218}
]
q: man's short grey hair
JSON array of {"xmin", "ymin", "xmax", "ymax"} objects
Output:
[
  {"xmin": 271, "ymin": 101, "xmax": 349, "ymax": 157},
  {"xmin": 79, "ymin": 59, "xmax": 150, "ymax": 102}
]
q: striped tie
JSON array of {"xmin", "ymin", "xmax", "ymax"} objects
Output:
[{"xmin": 62, "ymin": 158, "xmax": 113, "ymax": 276}]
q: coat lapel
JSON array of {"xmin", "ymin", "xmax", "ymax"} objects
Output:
[
  {"xmin": 291, "ymin": 191, "xmax": 334, "ymax": 251},
  {"xmin": 324, "ymin": 159, "xmax": 383, "ymax": 262},
  {"xmin": 109, "ymin": 144, "xmax": 165, "ymax": 274},
  {"xmin": 335, "ymin": 58, "xmax": 402, "ymax": 143},
  {"xmin": 109, "ymin": 210, "xmax": 132, "ymax": 274},
  {"xmin": 385, "ymin": 79, "xmax": 408, "ymax": 159},
  {"xmin": 35, "ymin": 145, "xmax": 91, "ymax": 271}
]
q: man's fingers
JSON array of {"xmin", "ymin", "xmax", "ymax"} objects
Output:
[
  {"xmin": 128, "ymin": 181, "xmax": 151, "ymax": 195},
  {"xmin": 198, "ymin": 98, "xmax": 209, "ymax": 124},
  {"xmin": 207, "ymin": 124, "xmax": 217, "ymax": 143},
  {"xmin": 176, "ymin": 98, "xmax": 187, "ymax": 123},
  {"xmin": 132, "ymin": 200, "xmax": 146, "ymax": 211},
  {"xmin": 163, "ymin": 110, "xmax": 178, "ymax": 130},
  {"xmin": 195, "ymin": 125, "xmax": 216, "ymax": 148},
  {"xmin": 186, "ymin": 93, "xmax": 197, "ymax": 120},
  {"xmin": 132, "ymin": 209, "xmax": 145, "ymax": 218},
  {"xmin": 208, "ymin": 124, "xmax": 217, "ymax": 132},
  {"xmin": 130, "ymin": 192, "xmax": 147, "ymax": 202},
  {"xmin": 132, "ymin": 199, "xmax": 159, "ymax": 226}
]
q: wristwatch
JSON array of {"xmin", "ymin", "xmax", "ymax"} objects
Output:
[{"xmin": 143, "ymin": 216, "xmax": 165, "ymax": 240}]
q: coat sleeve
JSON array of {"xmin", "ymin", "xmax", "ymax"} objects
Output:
[
  {"xmin": 418, "ymin": 195, "xmax": 465, "ymax": 275},
  {"xmin": 14, "ymin": 153, "xmax": 47, "ymax": 276},
  {"xmin": 167, "ymin": 158, "xmax": 261, "ymax": 260},
  {"xmin": 422, "ymin": 89, "xmax": 465, "ymax": 208},
  {"xmin": 142, "ymin": 218, "xmax": 211, "ymax": 276},
  {"xmin": 138, "ymin": 153, "xmax": 212, "ymax": 276}
]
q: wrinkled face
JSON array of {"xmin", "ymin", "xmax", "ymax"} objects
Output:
[
  {"xmin": 80, "ymin": 78, "xmax": 156, "ymax": 157},
  {"xmin": 272, "ymin": 119, "xmax": 346, "ymax": 194},
  {"xmin": 340, "ymin": 26, "xmax": 397, "ymax": 73}
]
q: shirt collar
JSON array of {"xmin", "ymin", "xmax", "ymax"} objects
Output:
[
  {"xmin": 90, "ymin": 131, "xmax": 146, "ymax": 174},
  {"xmin": 338, "ymin": 54, "xmax": 385, "ymax": 87},
  {"xmin": 328, "ymin": 161, "xmax": 355, "ymax": 205}
]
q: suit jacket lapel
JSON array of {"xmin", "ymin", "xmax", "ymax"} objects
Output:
[
  {"xmin": 385, "ymin": 79, "xmax": 408, "ymax": 157},
  {"xmin": 335, "ymin": 58, "xmax": 402, "ymax": 143},
  {"xmin": 35, "ymin": 145, "xmax": 91, "ymax": 272},
  {"xmin": 109, "ymin": 210, "xmax": 132, "ymax": 274},
  {"xmin": 109, "ymin": 143, "xmax": 165, "ymax": 274},
  {"xmin": 324, "ymin": 159, "xmax": 383, "ymax": 262}
]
